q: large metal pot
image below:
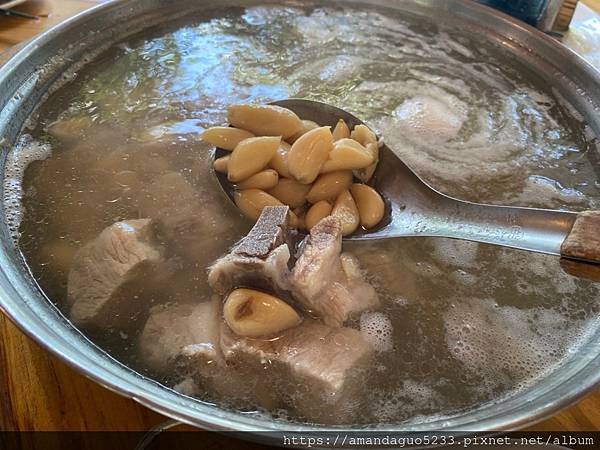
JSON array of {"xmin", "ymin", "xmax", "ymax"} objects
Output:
[{"xmin": 0, "ymin": 0, "xmax": 599, "ymax": 438}]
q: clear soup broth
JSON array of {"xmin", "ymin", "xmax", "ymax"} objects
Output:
[{"xmin": 8, "ymin": 5, "xmax": 600, "ymax": 425}]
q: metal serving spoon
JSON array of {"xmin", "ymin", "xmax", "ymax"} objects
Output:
[{"xmin": 214, "ymin": 99, "xmax": 600, "ymax": 264}]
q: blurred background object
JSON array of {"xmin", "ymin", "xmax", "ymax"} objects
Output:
[
  {"xmin": 1, "ymin": 0, "xmax": 30, "ymax": 9},
  {"xmin": 0, "ymin": 1, "xmax": 107, "ymax": 53},
  {"xmin": 478, "ymin": 0, "xmax": 578, "ymax": 32}
]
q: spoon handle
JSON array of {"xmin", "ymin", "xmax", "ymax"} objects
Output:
[{"xmin": 430, "ymin": 198, "xmax": 600, "ymax": 263}]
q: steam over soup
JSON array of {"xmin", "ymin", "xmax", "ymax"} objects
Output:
[{"xmin": 7, "ymin": 5, "xmax": 600, "ymax": 425}]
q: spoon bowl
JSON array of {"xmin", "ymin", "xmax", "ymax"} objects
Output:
[{"xmin": 214, "ymin": 99, "xmax": 600, "ymax": 264}]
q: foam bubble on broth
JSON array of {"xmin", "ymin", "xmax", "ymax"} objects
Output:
[
  {"xmin": 370, "ymin": 380, "xmax": 439, "ymax": 423},
  {"xmin": 360, "ymin": 311, "xmax": 394, "ymax": 352},
  {"xmin": 357, "ymin": 76, "xmax": 596, "ymax": 208},
  {"xmin": 431, "ymin": 238, "xmax": 479, "ymax": 269},
  {"xmin": 444, "ymin": 298, "xmax": 592, "ymax": 394},
  {"xmin": 3, "ymin": 135, "xmax": 52, "ymax": 242},
  {"xmin": 394, "ymin": 94, "xmax": 467, "ymax": 144},
  {"xmin": 509, "ymin": 175, "xmax": 588, "ymax": 208}
]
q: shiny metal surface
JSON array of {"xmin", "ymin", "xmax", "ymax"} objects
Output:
[
  {"xmin": 261, "ymin": 99, "xmax": 581, "ymax": 259},
  {"xmin": 0, "ymin": 0, "xmax": 599, "ymax": 441}
]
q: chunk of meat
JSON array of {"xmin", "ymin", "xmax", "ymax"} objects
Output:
[
  {"xmin": 138, "ymin": 296, "xmax": 222, "ymax": 376},
  {"xmin": 208, "ymin": 205, "xmax": 295, "ymax": 295},
  {"xmin": 330, "ymin": 277, "xmax": 380, "ymax": 325},
  {"xmin": 138, "ymin": 172, "xmax": 238, "ymax": 261},
  {"xmin": 291, "ymin": 217, "xmax": 380, "ymax": 326},
  {"xmin": 141, "ymin": 298, "xmax": 281, "ymax": 410},
  {"xmin": 177, "ymin": 350, "xmax": 282, "ymax": 411},
  {"xmin": 68, "ymin": 219, "xmax": 163, "ymax": 327},
  {"xmin": 220, "ymin": 320, "xmax": 373, "ymax": 423},
  {"xmin": 291, "ymin": 215, "xmax": 342, "ymax": 299},
  {"xmin": 311, "ymin": 254, "xmax": 380, "ymax": 327},
  {"xmin": 210, "ymin": 209, "xmax": 378, "ymax": 326}
]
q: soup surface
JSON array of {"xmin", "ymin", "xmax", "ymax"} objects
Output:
[{"xmin": 7, "ymin": 4, "xmax": 600, "ymax": 425}]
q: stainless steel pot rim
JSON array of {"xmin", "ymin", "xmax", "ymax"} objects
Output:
[{"xmin": 0, "ymin": 0, "xmax": 600, "ymax": 436}]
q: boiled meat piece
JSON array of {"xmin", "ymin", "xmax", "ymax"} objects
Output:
[
  {"xmin": 209, "ymin": 208, "xmax": 379, "ymax": 327},
  {"xmin": 140, "ymin": 298, "xmax": 280, "ymax": 409},
  {"xmin": 208, "ymin": 205, "xmax": 295, "ymax": 295},
  {"xmin": 138, "ymin": 296, "xmax": 222, "ymax": 375},
  {"xmin": 138, "ymin": 171, "xmax": 237, "ymax": 261},
  {"xmin": 291, "ymin": 217, "xmax": 380, "ymax": 326},
  {"xmin": 220, "ymin": 319, "xmax": 373, "ymax": 423},
  {"xmin": 291, "ymin": 215, "xmax": 342, "ymax": 300},
  {"xmin": 68, "ymin": 219, "xmax": 163, "ymax": 327}
]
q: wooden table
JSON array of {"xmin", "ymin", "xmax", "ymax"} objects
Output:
[{"xmin": 1, "ymin": 0, "xmax": 599, "ymax": 436}]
